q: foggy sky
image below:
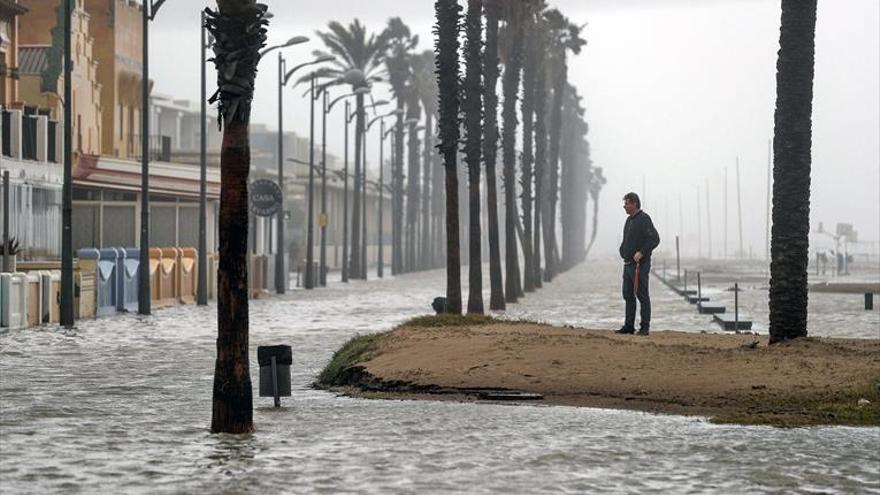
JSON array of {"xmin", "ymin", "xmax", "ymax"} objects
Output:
[{"xmin": 148, "ymin": 0, "xmax": 880, "ymax": 258}]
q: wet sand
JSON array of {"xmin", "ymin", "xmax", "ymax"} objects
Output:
[{"xmin": 326, "ymin": 317, "xmax": 880, "ymax": 426}]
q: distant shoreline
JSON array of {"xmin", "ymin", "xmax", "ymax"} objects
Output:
[{"xmin": 317, "ymin": 315, "xmax": 880, "ymax": 427}]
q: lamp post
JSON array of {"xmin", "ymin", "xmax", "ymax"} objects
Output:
[
  {"xmin": 366, "ymin": 109, "xmax": 404, "ymax": 278},
  {"xmin": 326, "ymin": 87, "xmax": 367, "ymax": 282},
  {"xmin": 61, "ymin": 0, "xmax": 73, "ymax": 326},
  {"xmin": 359, "ymin": 99, "xmax": 389, "ymax": 279},
  {"xmin": 272, "ymin": 47, "xmax": 323, "ymax": 295},
  {"xmin": 138, "ymin": 0, "xmax": 169, "ymax": 316}
]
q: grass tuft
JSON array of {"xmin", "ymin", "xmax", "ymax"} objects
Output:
[{"xmin": 317, "ymin": 333, "xmax": 385, "ymax": 387}]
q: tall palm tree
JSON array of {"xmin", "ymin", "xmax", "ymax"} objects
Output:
[
  {"xmin": 435, "ymin": 0, "xmax": 462, "ymax": 314},
  {"xmin": 560, "ymin": 83, "xmax": 590, "ymax": 270},
  {"xmin": 500, "ymin": 0, "xmax": 528, "ymax": 303},
  {"xmin": 404, "ymin": 81, "xmax": 422, "ymax": 272},
  {"xmin": 483, "ymin": 0, "xmax": 505, "ymax": 310},
  {"xmin": 463, "ymin": 0, "xmax": 484, "ymax": 314},
  {"xmin": 205, "ymin": 0, "xmax": 268, "ymax": 434},
  {"xmin": 543, "ymin": 9, "xmax": 585, "ymax": 281},
  {"xmin": 310, "ymin": 20, "xmax": 390, "ymax": 279},
  {"xmin": 384, "ymin": 18, "xmax": 417, "ymax": 275},
  {"xmin": 519, "ymin": 2, "xmax": 541, "ymax": 292},
  {"xmin": 410, "ymin": 50, "xmax": 439, "ymax": 271},
  {"xmin": 769, "ymin": 0, "xmax": 817, "ymax": 344},
  {"xmin": 532, "ymin": 11, "xmax": 549, "ymax": 288}
]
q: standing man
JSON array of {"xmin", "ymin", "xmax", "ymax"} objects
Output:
[{"xmin": 617, "ymin": 192, "xmax": 660, "ymax": 335}]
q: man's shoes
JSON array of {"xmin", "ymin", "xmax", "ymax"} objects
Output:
[
  {"xmin": 637, "ymin": 328, "xmax": 650, "ymax": 336},
  {"xmin": 615, "ymin": 326, "xmax": 636, "ymax": 334}
]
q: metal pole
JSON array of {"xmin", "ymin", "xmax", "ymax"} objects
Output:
[
  {"xmin": 697, "ymin": 272, "xmax": 702, "ymax": 302},
  {"xmin": 736, "ymin": 157, "xmax": 744, "ymax": 260},
  {"xmin": 305, "ymin": 73, "xmax": 315, "ymax": 289},
  {"xmin": 2, "ymin": 170, "xmax": 8, "ymax": 273},
  {"xmin": 61, "ymin": 0, "xmax": 74, "ymax": 327},
  {"xmin": 734, "ymin": 282, "xmax": 740, "ymax": 333},
  {"xmin": 705, "ymin": 177, "xmax": 712, "ymax": 260},
  {"xmin": 765, "ymin": 138, "xmax": 772, "ymax": 263},
  {"xmin": 138, "ymin": 1, "xmax": 151, "ymax": 315},
  {"xmin": 197, "ymin": 11, "xmax": 208, "ymax": 305},
  {"xmin": 377, "ymin": 119, "xmax": 384, "ymax": 278},
  {"xmin": 276, "ymin": 54, "xmax": 286, "ymax": 294},
  {"xmin": 341, "ymin": 101, "xmax": 349, "ymax": 282},
  {"xmin": 319, "ymin": 90, "xmax": 328, "ymax": 286},
  {"xmin": 675, "ymin": 235, "xmax": 680, "ymax": 281},
  {"xmin": 361, "ymin": 123, "xmax": 367, "ymax": 279}
]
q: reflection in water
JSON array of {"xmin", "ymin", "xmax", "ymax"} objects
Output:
[{"xmin": 1, "ymin": 261, "xmax": 878, "ymax": 493}]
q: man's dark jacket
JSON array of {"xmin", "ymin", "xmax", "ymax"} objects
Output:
[{"xmin": 619, "ymin": 210, "xmax": 660, "ymax": 263}]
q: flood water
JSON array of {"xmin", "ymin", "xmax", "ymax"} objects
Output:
[{"xmin": 1, "ymin": 260, "xmax": 878, "ymax": 493}]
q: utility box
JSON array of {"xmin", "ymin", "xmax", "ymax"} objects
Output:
[{"xmin": 258, "ymin": 345, "xmax": 292, "ymax": 405}]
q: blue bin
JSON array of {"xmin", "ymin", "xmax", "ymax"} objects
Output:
[
  {"xmin": 121, "ymin": 248, "xmax": 140, "ymax": 312},
  {"xmin": 94, "ymin": 248, "xmax": 119, "ymax": 316}
]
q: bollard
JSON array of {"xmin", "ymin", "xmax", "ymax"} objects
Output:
[
  {"xmin": 734, "ymin": 282, "xmax": 739, "ymax": 333},
  {"xmin": 697, "ymin": 272, "xmax": 702, "ymax": 302},
  {"xmin": 867, "ymin": 293, "xmax": 874, "ymax": 311},
  {"xmin": 684, "ymin": 269, "xmax": 688, "ymax": 291},
  {"xmin": 258, "ymin": 345, "xmax": 292, "ymax": 407}
]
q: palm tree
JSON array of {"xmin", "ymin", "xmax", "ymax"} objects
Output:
[
  {"xmin": 560, "ymin": 83, "xmax": 591, "ymax": 270},
  {"xmin": 532, "ymin": 11, "xmax": 549, "ymax": 288},
  {"xmin": 404, "ymin": 82, "xmax": 422, "ymax": 273},
  {"xmin": 482, "ymin": 0, "xmax": 505, "ymax": 310},
  {"xmin": 384, "ymin": 18, "xmax": 417, "ymax": 275},
  {"xmin": 205, "ymin": 0, "xmax": 268, "ymax": 434},
  {"xmin": 435, "ymin": 0, "xmax": 462, "ymax": 314},
  {"xmin": 463, "ymin": 0, "xmax": 484, "ymax": 314},
  {"xmin": 519, "ymin": 2, "xmax": 541, "ymax": 292},
  {"xmin": 769, "ymin": 0, "xmax": 817, "ymax": 344},
  {"xmin": 500, "ymin": 0, "xmax": 528, "ymax": 303},
  {"xmin": 585, "ymin": 167, "xmax": 606, "ymax": 258},
  {"xmin": 409, "ymin": 50, "xmax": 439, "ymax": 271},
  {"xmin": 310, "ymin": 20, "xmax": 390, "ymax": 279},
  {"xmin": 543, "ymin": 9, "xmax": 585, "ymax": 282}
]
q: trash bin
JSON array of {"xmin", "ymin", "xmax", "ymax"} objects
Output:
[
  {"xmin": 96, "ymin": 248, "xmax": 119, "ymax": 317},
  {"xmin": 121, "ymin": 248, "xmax": 139, "ymax": 312},
  {"xmin": 258, "ymin": 345, "xmax": 292, "ymax": 407},
  {"xmin": 0, "ymin": 272, "xmax": 28, "ymax": 329},
  {"xmin": 178, "ymin": 247, "xmax": 197, "ymax": 304},
  {"xmin": 24, "ymin": 272, "xmax": 41, "ymax": 327}
]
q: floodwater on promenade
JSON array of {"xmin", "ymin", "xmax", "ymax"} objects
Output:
[{"xmin": 1, "ymin": 260, "xmax": 878, "ymax": 493}]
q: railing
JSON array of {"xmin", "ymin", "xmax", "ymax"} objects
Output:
[{"xmin": 130, "ymin": 134, "xmax": 172, "ymax": 162}]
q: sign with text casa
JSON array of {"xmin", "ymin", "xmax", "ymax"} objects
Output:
[{"xmin": 249, "ymin": 179, "xmax": 282, "ymax": 217}]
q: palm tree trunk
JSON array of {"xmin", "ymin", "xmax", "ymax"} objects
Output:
[
  {"xmin": 464, "ymin": 0, "xmax": 483, "ymax": 314},
  {"xmin": 406, "ymin": 109, "xmax": 420, "ymax": 272},
  {"xmin": 421, "ymin": 113, "xmax": 433, "ymax": 270},
  {"xmin": 436, "ymin": 0, "xmax": 462, "ymax": 314},
  {"xmin": 207, "ymin": 0, "xmax": 266, "ymax": 434},
  {"xmin": 520, "ymin": 15, "xmax": 537, "ymax": 293},
  {"xmin": 483, "ymin": 0, "xmax": 505, "ymax": 310},
  {"xmin": 544, "ymin": 55, "xmax": 565, "ymax": 282},
  {"xmin": 769, "ymin": 0, "xmax": 817, "ymax": 344},
  {"xmin": 532, "ymin": 24, "xmax": 547, "ymax": 288},
  {"xmin": 501, "ymin": 4, "xmax": 525, "ymax": 303},
  {"xmin": 392, "ymin": 108, "xmax": 405, "ymax": 275},
  {"xmin": 431, "ymin": 122, "xmax": 445, "ymax": 269},
  {"xmin": 350, "ymin": 92, "xmax": 364, "ymax": 278}
]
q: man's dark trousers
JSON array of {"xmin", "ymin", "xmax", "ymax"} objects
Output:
[{"xmin": 622, "ymin": 260, "xmax": 651, "ymax": 331}]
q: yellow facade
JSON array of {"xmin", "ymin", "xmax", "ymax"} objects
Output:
[
  {"xmin": 18, "ymin": 0, "xmax": 102, "ymax": 156},
  {"xmin": 0, "ymin": 0, "xmax": 26, "ymax": 107}
]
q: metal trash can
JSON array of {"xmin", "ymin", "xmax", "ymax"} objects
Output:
[{"xmin": 258, "ymin": 345, "xmax": 292, "ymax": 407}]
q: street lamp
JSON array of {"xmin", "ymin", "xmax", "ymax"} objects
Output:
[
  {"xmin": 273, "ymin": 50, "xmax": 328, "ymax": 295},
  {"xmin": 327, "ymin": 87, "xmax": 369, "ymax": 282},
  {"xmin": 60, "ymin": 0, "xmax": 74, "ymax": 326},
  {"xmin": 197, "ymin": 11, "xmax": 214, "ymax": 306},
  {"xmin": 138, "ymin": 0, "xmax": 170, "ymax": 316},
  {"xmin": 260, "ymin": 35, "xmax": 310, "ymax": 57},
  {"xmin": 366, "ymin": 108, "xmax": 404, "ymax": 278}
]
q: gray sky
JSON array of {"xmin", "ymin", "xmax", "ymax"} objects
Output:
[{"xmin": 150, "ymin": 0, "xmax": 880, "ymax": 258}]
